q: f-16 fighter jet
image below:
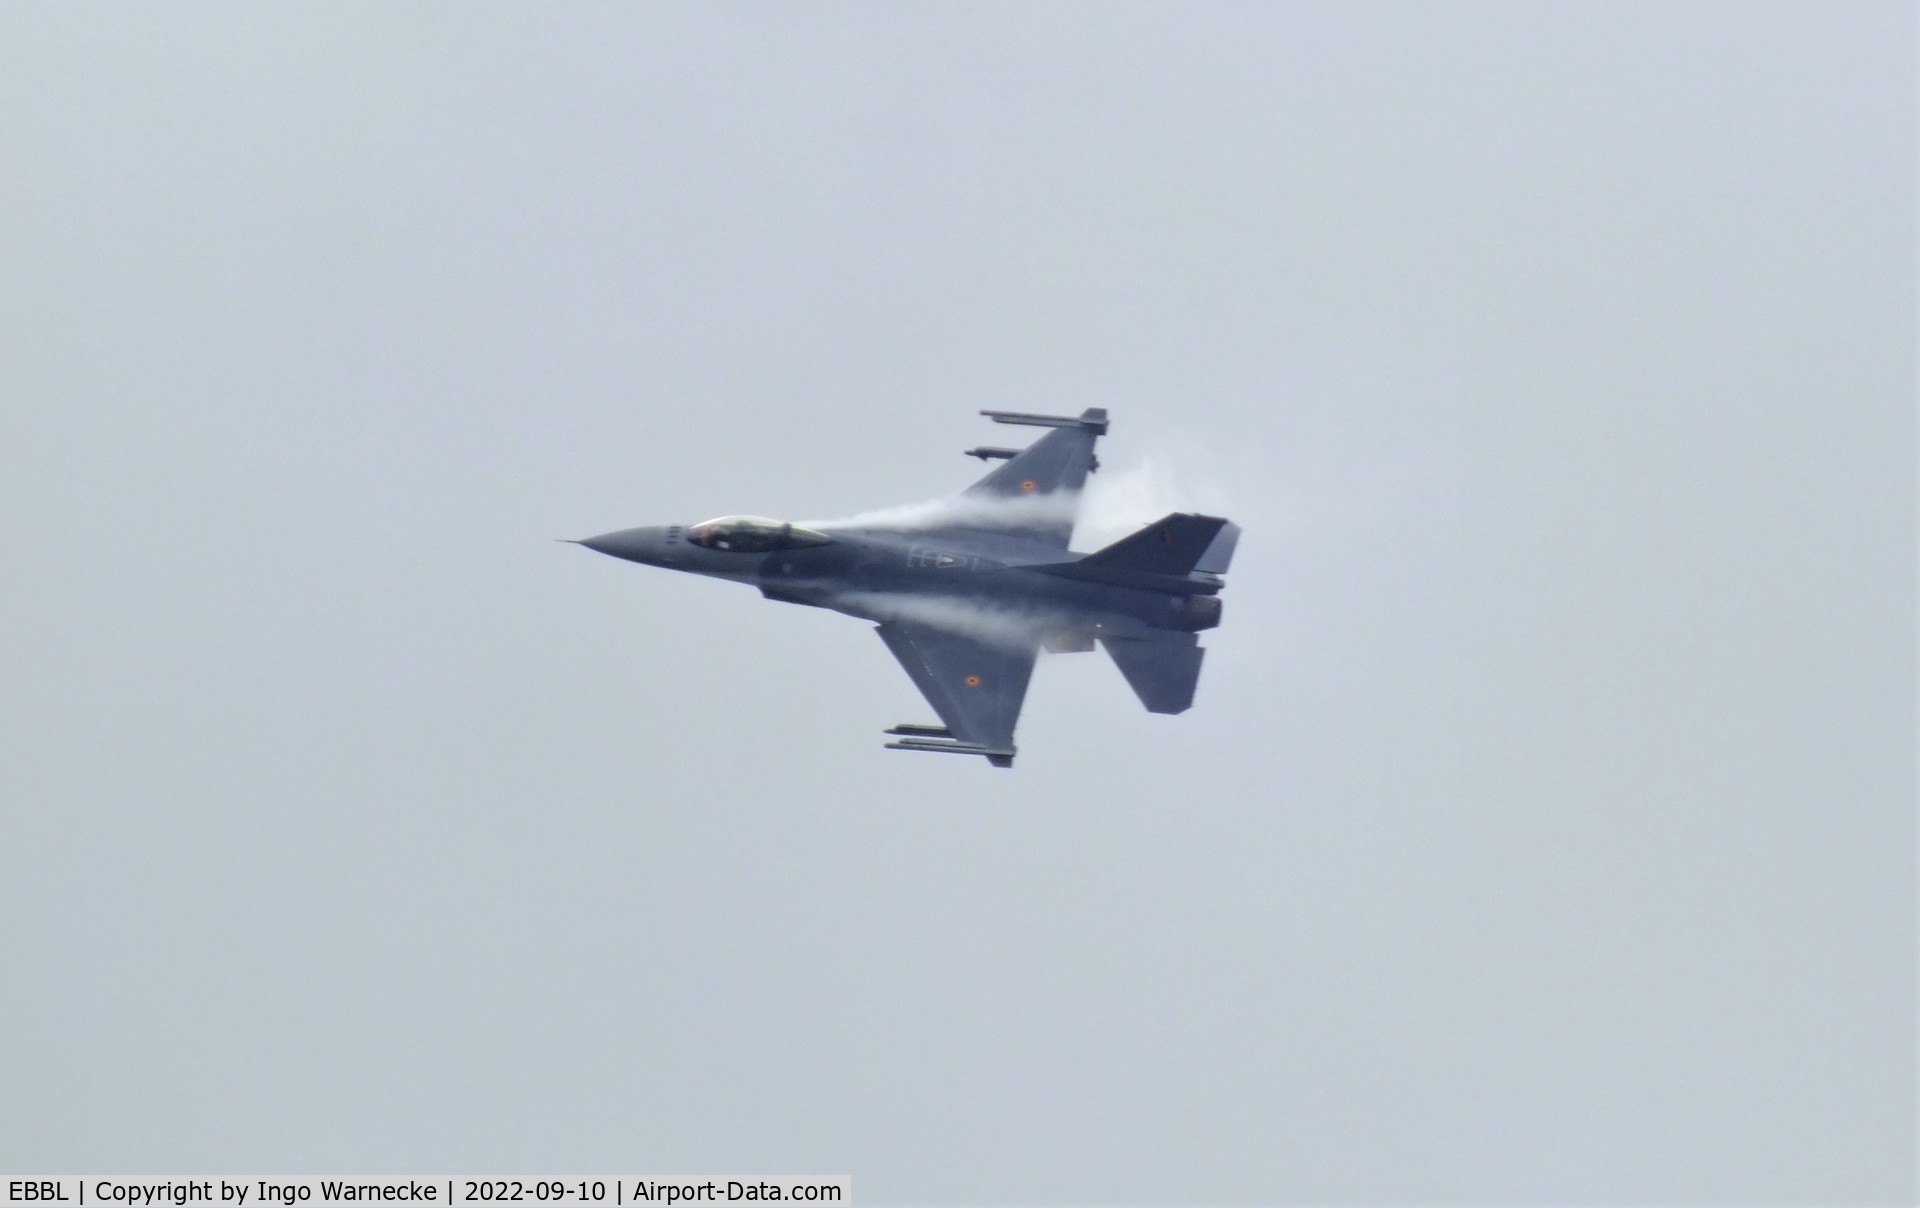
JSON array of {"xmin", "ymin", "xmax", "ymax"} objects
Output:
[{"xmin": 574, "ymin": 409, "xmax": 1238, "ymax": 766}]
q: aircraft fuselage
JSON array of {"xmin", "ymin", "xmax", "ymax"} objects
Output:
[{"xmin": 578, "ymin": 523, "xmax": 1222, "ymax": 643}]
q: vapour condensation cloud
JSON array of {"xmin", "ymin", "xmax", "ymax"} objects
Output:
[{"xmin": 803, "ymin": 454, "xmax": 1240, "ymax": 554}]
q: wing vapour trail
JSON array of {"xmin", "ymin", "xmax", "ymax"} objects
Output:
[
  {"xmin": 832, "ymin": 592, "xmax": 1057, "ymax": 653},
  {"xmin": 805, "ymin": 409, "xmax": 1100, "ymax": 545},
  {"xmin": 806, "ymin": 459, "xmax": 1234, "ymax": 550},
  {"xmin": 801, "ymin": 490, "xmax": 1082, "ymax": 534}
]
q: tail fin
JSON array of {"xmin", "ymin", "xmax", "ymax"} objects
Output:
[
  {"xmin": 1195, "ymin": 521, "xmax": 1241, "ymax": 573},
  {"xmin": 1102, "ymin": 633, "xmax": 1204, "ymax": 714},
  {"xmin": 1080, "ymin": 513, "xmax": 1230, "ymax": 576}
]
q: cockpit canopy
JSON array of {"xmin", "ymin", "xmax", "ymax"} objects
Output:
[{"xmin": 686, "ymin": 515, "xmax": 833, "ymax": 554}]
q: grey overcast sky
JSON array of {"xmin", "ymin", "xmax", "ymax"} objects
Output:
[{"xmin": 2, "ymin": 2, "xmax": 1912, "ymax": 1202}]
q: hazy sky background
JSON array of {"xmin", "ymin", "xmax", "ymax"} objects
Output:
[{"xmin": 3, "ymin": 3, "xmax": 1912, "ymax": 1202}]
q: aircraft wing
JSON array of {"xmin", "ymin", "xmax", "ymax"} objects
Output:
[
  {"xmin": 876, "ymin": 621, "xmax": 1038, "ymax": 766},
  {"xmin": 946, "ymin": 408, "xmax": 1109, "ymax": 548}
]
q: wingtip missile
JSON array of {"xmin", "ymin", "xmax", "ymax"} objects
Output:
[
  {"xmin": 979, "ymin": 408, "xmax": 1109, "ymax": 435},
  {"xmin": 884, "ymin": 736, "xmax": 1016, "ymax": 767},
  {"xmin": 885, "ymin": 723, "xmax": 954, "ymax": 738}
]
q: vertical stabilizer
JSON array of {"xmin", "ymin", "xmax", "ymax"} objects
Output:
[
  {"xmin": 1101, "ymin": 633, "xmax": 1205, "ymax": 714},
  {"xmin": 1076, "ymin": 513, "xmax": 1231, "ymax": 577},
  {"xmin": 1195, "ymin": 521, "xmax": 1241, "ymax": 574}
]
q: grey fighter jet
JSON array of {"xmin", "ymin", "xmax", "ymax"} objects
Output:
[{"xmin": 574, "ymin": 409, "xmax": 1238, "ymax": 766}]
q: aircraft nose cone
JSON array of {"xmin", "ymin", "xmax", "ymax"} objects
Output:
[{"xmin": 577, "ymin": 526, "xmax": 666, "ymax": 565}]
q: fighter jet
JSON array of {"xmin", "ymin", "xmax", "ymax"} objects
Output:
[{"xmin": 574, "ymin": 409, "xmax": 1238, "ymax": 767}]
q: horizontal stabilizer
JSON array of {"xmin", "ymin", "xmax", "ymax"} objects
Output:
[
  {"xmin": 964, "ymin": 446, "xmax": 1020, "ymax": 462},
  {"xmin": 1102, "ymin": 634, "xmax": 1205, "ymax": 715},
  {"xmin": 1081, "ymin": 513, "xmax": 1230, "ymax": 577}
]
